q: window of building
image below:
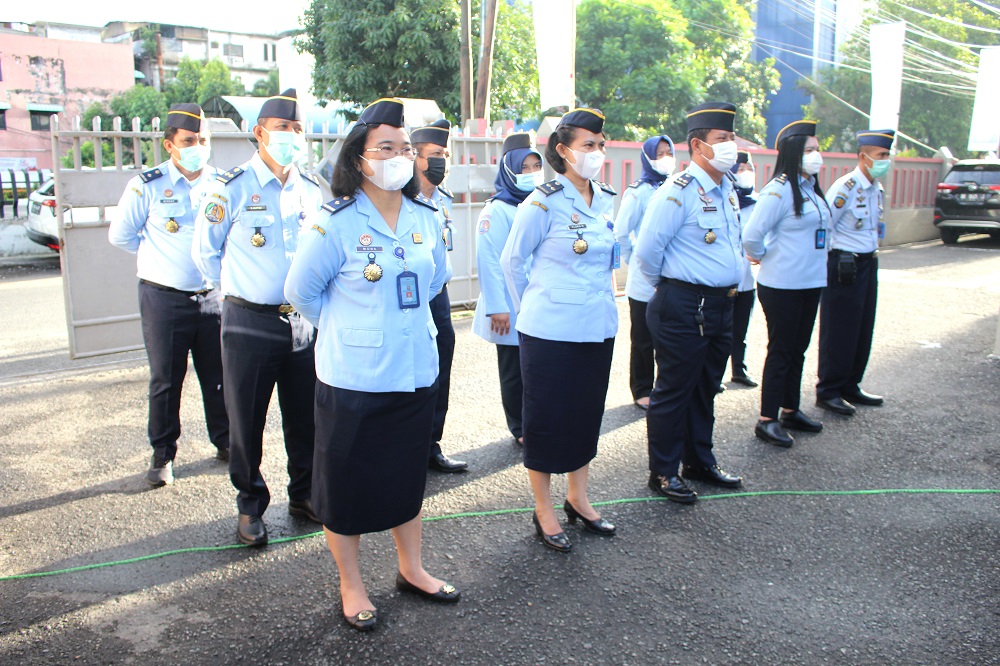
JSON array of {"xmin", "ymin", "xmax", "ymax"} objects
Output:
[
  {"xmin": 160, "ymin": 25, "xmax": 176, "ymax": 38},
  {"xmin": 223, "ymin": 43, "xmax": 244, "ymax": 58},
  {"xmin": 30, "ymin": 111, "xmax": 57, "ymax": 131},
  {"xmin": 0, "ymin": 110, "xmax": 6, "ymax": 130},
  {"xmin": 271, "ymin": 44, "xmax": 276, "ymax": 61}
]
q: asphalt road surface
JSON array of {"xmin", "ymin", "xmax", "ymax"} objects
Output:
[{"xmin": 1, "ymin": 238, "xmax": 998, "ymax": 665}]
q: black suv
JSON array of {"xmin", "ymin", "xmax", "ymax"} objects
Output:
[{"xmin": 934, "ymin": 159, "xmax": 1000, "ymax": 244}]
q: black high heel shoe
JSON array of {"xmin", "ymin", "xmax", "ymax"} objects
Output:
[
  {"xmin": 563, "ymin": 499, "xmax": 616, "ymax": 535},
  {"xmin": 532, "ymin": 511, "xmax": 572, "ymax": 553}
]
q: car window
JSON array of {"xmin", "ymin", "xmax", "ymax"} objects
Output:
[
  {"xmin": 944, "ymin": 165, "xmax": 1000, "ymax": 186},
  {"xmin": 39, "ymin": 182, "xmax": 55, "ymax": 196}
]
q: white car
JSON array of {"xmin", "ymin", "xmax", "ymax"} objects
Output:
[{"xmin": 25, "ymin": 179, "xmax": 60, "ymax": 251}]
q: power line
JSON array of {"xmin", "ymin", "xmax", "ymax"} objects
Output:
[{"xmin": 883, "ymin": 0, "xmax": 1000, "ymax": 35}]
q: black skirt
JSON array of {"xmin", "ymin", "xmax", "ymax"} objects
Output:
[
  {"xmin": 519, "ymin": 333, "xmax": 615, "ymax": 474},
  {"xmin": 312, "ymin": 381, "xmax": 437, "ymax": 535}
]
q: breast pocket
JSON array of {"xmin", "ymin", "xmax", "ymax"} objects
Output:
[
  {"xmin": 150, "ymin": 202, "xmax": 187, "ymax": 231},
  {"xmin": 341, "ymin": 328, "xmax": 384, "ymax": 348},
  {"xmin": 426, "ymin": 319, "xmax": 438, "ymax": 339},
  {"xmin": 238, "ymin": 210, "xmax": 278, "ymax": 249}
]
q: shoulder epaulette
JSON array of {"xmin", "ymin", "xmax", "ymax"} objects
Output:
[
  {"xmin": 216, "ymin": 167, "xmax": 246, "ymax": 185},
  {"xmin": 139, "ymin": 168, "xmax": 163, "ymax": 183},
  {"xmin": 320, "ymin": 193, "xmax": 357, "ymax": 216},
  {"xmin": 596, "ymin": 181, "xmax": 617, "ymax": 196},
  {"xmin": 413, "ymin": 193, "xmax": 438, "ymax": 211},
  {"xmin": 300, "ymin": 171, "xmax": 321, "ymax": 188},
  {"xmin": 436, "ymin": 184, "xmax": 454, "ymax": 199},
  {"xmin": 773, "ymin": 173, "xmax": 788, "ymax": 185},
  {"xmin": 673, "ymin": 171, "xmax": 694, "ymax": 189},
  {"xmin": 536, "ymin": 180, "xmax": 564, "ymax": 196},
  {"xmin": 844, "ymin": 178, "xmax": 856, "ymax": 190},
  {"xmin": 627, "ymin": 180, "xmax": 641, "ymax": 189}
]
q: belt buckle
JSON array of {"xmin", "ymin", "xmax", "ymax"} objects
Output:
[
  {"xmin": 279, "ymin": 304, "xmax": 294, "ymax": 314},
  {"xmin": 727, "ymin": 288, "xmax": 738, "ymax": 298}
]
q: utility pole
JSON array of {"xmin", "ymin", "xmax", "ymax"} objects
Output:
[
  {"xmin": 474, "ymin": 0, "xmax": 499, "ymax": 123},
  {"xmin": 459, "ymin": 0, "xmax": 474, "ymax": 123}
]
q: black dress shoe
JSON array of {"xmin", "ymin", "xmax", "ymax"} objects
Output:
[
  {"xmin": 215, "ymin": 447, "xmax": 230, "ymax": 462},
  {"xmin": 681, "ymin": 464, "xmax": 743, "ymax": 488},
  {"xmin": 288, "ymin": 499, "xmax": 321, "ymax": 523},
  {"xmin": 779, "ymin": 410, "xmax": 823, "ymax": 432},
  {"xmin": 647, "ymin": 474, "xmax": 698, "ymax": 504},
  {"xmin": 816, "ymin": 396, "xmax": 856, "ymax": 416},
  {"xmin": 237, "ymin": 514, "xmax": 268, "ymax": 547},
  {"xmin": 754, "ymin": 420, "xmax": 794, "ymax": 447},
  {"xmin": 842, "ymin": 389, "xmax": 884, "ymax": 406},
  {"xmin": 730, "ymin": 373, "xmax": 759, "ymax": 388},
  {"xmin": 532, "ymin": 512, "xmax": 572, "ymax": 553},
  {"xmin": 395, "ymin": 572, "xmax": 461, "ymax": 603},
  {"xmin": 343, "ymin": 609, "xmax": 377, "ymax": 632},
  {"xmin": 428, "ymin": 452, "xmax": 468, "ymax": 473},
  {"xmin": 716, "ymin": 383, "xmax": 726, "ymax": 394},
  {"xmin": 563, "ymin": 499, "xmax": 616, "ymax": 535}
]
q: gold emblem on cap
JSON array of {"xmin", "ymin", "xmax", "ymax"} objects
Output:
[
  {"xmin": 165, "ymin": 219, "xmax": 179, "ymax": 233},
  {"xmin": 573, "ymin": 238, "xmax": 589, "ymax": 254},
  {"xmin": 704, "ymin": 230, "xmax": 717, "ymax": 244},
  {"xmin": 363, "ymin": 263, "xmax": 383, "ymax": 282},
  {"xmin": 251, "ymin": 232, "xmax": 266, "ymax": 247}
]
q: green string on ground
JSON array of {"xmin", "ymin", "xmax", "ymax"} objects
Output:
[{"xmin": 2, "ymin": 488, "xmax": 996, "ymax": 582}]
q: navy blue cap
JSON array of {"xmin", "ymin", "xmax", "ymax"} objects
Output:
[
  {"xmin": 411, "ymin": 118, "xmax": 451, "ymax": 146},
  {"xmin": 502, "ymin": 132, "xmax": 533, "ymax": 154},
  {"xmin": 774, "ymin": 119, "xmax": 817, "ymax": 148},
  {"xmin": 856, "ymin": 130, "xmax": 895, "ymax": 149},
  {"xmin": 686, "ymin": 102, "xmax": 736, "ymax": 133},
  {"xmin": 258, "ymin": 89, "xmax": 303, "ymax": 122},
  {"xmin": 166, "ymin": 103, "xmax": 202, "ymax": 132},
  {"xmin": 557, "ymin": 108, "xmax": 605, "ymax": 134},
  {"xmin": 357, "ymin": 98, "xmax": 405, "ymax": 128}
]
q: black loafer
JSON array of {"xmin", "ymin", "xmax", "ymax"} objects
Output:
[
  {"xmin": 754, "ymin": 420, "xmax": 794, "ymax": 447},
  {"xmin": 563, "ymin": 499, "xmax": 616, "ymax": 535},
  {"xmin": 237, "ymin": 514, "xmax": 268, "ymax": 547},
  {"xmin": 532, "ymin": 512, "xmax": 572, "ymax": 552},
  {"xmin": 395, "ymin": 572, "xmax": 461, "ymax": 603},
  {"xmin": 682, "ymin": 464, "xmax": 743, "ymax": 488},
  {"xmin": 816, "ymin": 397, "xmax": 856, "ymax": 416},
  {"xmin": 648, "ymin": 474, "xmax": 698, "ymax": 504},
  {"xmin": 842, "ymin": 389, "xmax": 884, "ymax": 406},
  {"xmin": 730, "ymin": 374, "xmax": 759, "ymax": 388},
  {"xmin": 215, "ymin": 447, "xmax": 230, "ymax": 462},
  {"xmin": 428, "ymin": 452, "xmax": 468, "ymax": 473},
  {"xmin": 343, "ymin": 609, "xmax": 377, "ymax": 632},
  {"xmin": 779, "ymin": 410, "xmax": 823, "ymax": 432},
  {"xmin": 288, "ymin": 498, "xmax": 321, "ymax": 523}
]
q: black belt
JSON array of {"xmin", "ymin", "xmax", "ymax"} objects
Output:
[
  {"xmin": 225, "ymin": 295, "xmax": 295, "ymax": 314},
  {"xmin": 831, "ymin": 249, "xmax": 878, "ymax": 260},
  {"xmin": 665, "ymin": 278, "xmax": 738, "ymax": 298},
  {"xmin": 140, "ymin": 279, "xmax": 210, "ymax": 296}
]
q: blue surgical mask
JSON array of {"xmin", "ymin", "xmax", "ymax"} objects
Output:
[
  {"xmin": 261, "ymin": 127, "xmax": 305, "ymax": 167},
  {"xmin": 515, "ymin": 171, "xmax": 543, "ymax": 191},
  {"xmin": 177, "ymin": 144, "xmax": 210, "ymax": 172},
  {"xmin": 867, "ymin": 155, "xmax": 891, "ymax": 178}
]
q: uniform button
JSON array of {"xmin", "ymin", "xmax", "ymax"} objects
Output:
[
  {"xmin": 600, "ymin": 254, "xmax": 606, "ymax": 259},
  {"xmin": 598, "ymin": 290, "xmax": 604, "ymax": 296},
  {"xmin": 598, "ymin": 271, "xmax": 604, "ymax": 277},
  {"xmin": 403, "ymin": 328, "xmax": 412, "ymax": 336},
  {"xmin": 598, "ymin": 235, "xmax": 605, "ymax": 241}
]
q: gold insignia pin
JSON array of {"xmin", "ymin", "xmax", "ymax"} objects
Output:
[
  {"xmin": 705, "ymin": 230, "xmax": 717, "ymax": 244},
  {"xmin": 412, "ymin": 233, "xmax": 423, "ymax": 244},
  {"xmin": 251, "ymin": 232, "xmax": 266, "ymax": 247},
  {"xmin": 165, "ymin": 219, "xmax": 179, "ymax": 233}
]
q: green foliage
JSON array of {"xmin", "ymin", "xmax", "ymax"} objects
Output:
[
  {"xmin": 109, "ymin": 86, "xmax": 169, "ymax": 130},
  {"xmin": 165, "ymin": 57, "xmax": 204, "ymax": 106},
  {"xmin": 252, "ymin": 70, "xmax": 281, "ymax": 97},
  {"xmin": 802, "ymin": 0, "xmax": 1000, "ymax": 157},
  {"xmin": 196, "ymin": 59, "xmax": 237, "ymax": 105},
  {"xmin": 61, "ymin": 141, "xmax": 115, "ymax": 168},
  {"xmin": 138, "ymin": 24, "xmax": 160, "ymax": 59},
  {"xmin": 165, "ymin": 57, "xmax": 244, "ymax": 105},
  {"xmin": 81, "ymin": 102, "xmax": 110, "ymax": 131},
  {"xmin": 472, "ymin": 0, "xmax": 540, "ymax": 123}
]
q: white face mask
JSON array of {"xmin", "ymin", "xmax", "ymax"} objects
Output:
[
  {"xmin": 515, "ymin": 171, "xmax": 544, "ymax": 191},
  {"xmin": 802, "ymin": 151, "xmax": 824, "ymax": 175},
  {"xmin": 651, "ymin": 155, "xmax": 676, "ymax": 176},
  {"xmin": 567, "ymin": 148, "xmax": 606, "ymax": 180},
  {"xmin": 703, "ymin": 140, "xmax": 739, "ymax": 172},
  {"xmin": 735, "ymin": 170, "xmax": 756, "ymax": 190},
  {"xmin": 362, "ymin": 155, "xmax": 414, "ymax": 191}
]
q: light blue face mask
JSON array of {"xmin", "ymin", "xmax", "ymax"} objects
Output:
[
  {"xmin": 262, "ymin": 128, "xmax": 305, "ymax": 167},
  {"xmin": 177, "ymin": 144, "xmax": 211, "ymax": 172},
  {"xmin": 515, "ymin": 171, "xmax": 542, "ymax": 191},
  {"xmin": 867, "ymin": 156, "xmax": 891, "ymax": 178}
]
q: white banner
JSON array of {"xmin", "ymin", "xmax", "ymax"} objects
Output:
[
  {"xmin": 533, "ymin": 0, "xmax": 576, "ymax": 111},
  {"xmin": 869, "ymin": 21, "xmax": 906, "ymax": 131},
  {"xmin": 968, "ymin": 46, "xmax": 1000, "ymax": 153}
]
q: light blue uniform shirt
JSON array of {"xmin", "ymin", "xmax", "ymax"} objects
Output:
[
  {"xmin": 634, "ymin": 163, "xmax": 743, "ymax": 289},
  {"xmin": 110, "ymin": 159, "xmax": 217, "ymax": 292},
  {"xmin": 473, "ymin": 198, "xmax": 521, "ymax": 345},
  {"xmin": 737, "ymin": 200, "xmax": 756, "ymax": 292},
  {"xmin": 431, "ymin": 186, "xmax": 455, "ymax": 284},
  {"xmin": 613, "ymin": 180, "xmax": 658, "ymax": 302},
  {"xmin": 501, "ymin": 174, "xmax": 618, "ymax": 343},
  {"xmin": 826, "ymin": 166, "xmax": 883, "ymax": 253},
  {"xmin": 284, "ymin": 190, "xmax": 448, "ymax": 392},
  {"xmin": 742, "ymin": 174, "xmax": 830, "ymax": 290},
  {"xmin": 192, "ymin": 152, "xmax": 324, "ymax": 305}
]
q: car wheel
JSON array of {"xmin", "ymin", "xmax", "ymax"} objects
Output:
[
  {"xmin": 939, "ymin": 228, "xmax": 961, "ymax": 245},
  {"xmin": 989, "ymin": 230, "xmax": 1000, "ymax": 241}
]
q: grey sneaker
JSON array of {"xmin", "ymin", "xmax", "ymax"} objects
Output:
[{"xmin": 146, "ymin": 456, "xmax": 174, "ymax": 487}]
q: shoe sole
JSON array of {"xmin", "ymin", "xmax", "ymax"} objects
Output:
[
  {"xmin": 288, "ymin": 508, "xmax": 320, "ymax": 523},
  {"xmin": 648, "ymin": 481, "xmax": 699, "ymax": 504},
  {"xmin": 237, "ymin": 533, "xmax": 268, "ymax": 547},
  {"xmin": 754, "ymin": 430, "xmax": 794, "ymax": 448},
  {"xmin": 779, "ymin": 421, "xmax": 823, "ymax": 433},
  {"xmin": 682, "ymin": 474, "xmax": 743, "ymax": 489},
  {"xmin": 816, "ymin": 403, "xmax": 856, "ymax": 416}
]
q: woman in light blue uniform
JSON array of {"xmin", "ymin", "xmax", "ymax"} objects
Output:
[
  {"xmin": 284, "ymin": 99, "xmax": 459, "ymax": 633},
  {"xmin": 501, "ymin": 108, "xmax": 618, "ymax": 553},
  {"xmin": 613, "ymin": 134, "xmax": 675, "ymax": 409},
  {"xmin": 473, "ymin": 132, "xmax": 543, "ymax": 444},
  {"xmin": 743, "ymin": 120, "xmax": 831, "ymax": 448},
  {"xmin": 728, "ymin": 149, "xmax": 760, "ymax": 388}
]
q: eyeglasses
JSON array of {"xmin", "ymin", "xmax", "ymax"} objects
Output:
[{"xmin": 364, "ymin": 146, "xmax": 416, "ymax": 159}]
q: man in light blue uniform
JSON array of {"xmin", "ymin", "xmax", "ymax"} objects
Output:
[
  {"xmin": 110, "ymin": 103, "xmax": 228, "ymax": 487},
  {"xmin": 816, "ymin": 129, "xmax": 895, "ymax": 413},
  {"xmin": 411, "ymin": 119, "xmax": 467, "ymax": 473},
  {"xmin": 192, "ymin": 89, "xmax": 325, "ymax": 546},
  {"xmin": 635, "ymin": 102, "xmax": 745, "ymax": 503}
]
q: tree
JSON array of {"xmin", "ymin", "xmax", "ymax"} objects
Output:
[
  {"xmin": 164, "ymin": 57, "xmax": 204, "ymax": 106},
  {"xmin": 109, "ymin": 85, "xmax": 169, "ymax": 130},
  {"xmin": 803, "ymin": 0, "xmax": 1000, "ymax": 156},
  {"xmin": 252, "ymin": 70, "xmax": 280, "ymax": 97},
  {"xmin": 196, "ymin": 59, "xmax": 236, "ymax": 105},
  {"xmin": 472, "ymin": 0, "xmax": 540, "ymax": 123}
]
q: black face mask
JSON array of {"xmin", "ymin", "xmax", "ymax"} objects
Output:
[{"xmin": 423, "ymin": 157, "xmax": 447, "ymax": 186}]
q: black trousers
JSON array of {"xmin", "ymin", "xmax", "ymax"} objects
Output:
[
  {"xmin": 221, "ymin": 301, "xmax": 316, "ymax": 517},
  {"xmin": 646, "ymin": 283, "xmax": 733, "ymax": 477},
  {"xmin": 496, "ymin": 344, "xmax": 523, "ymax": 439},
  {"xmin": 817, "ymin": 253, "xmax": 878, "ymax": 400},
  {"xmin": 756, "ymin": 285, "xmax": 822, "ymax": 419},
  {"xmin": 628, "ymin": 297, "xmax": 655, "ymax": 400},
  {"xmin": 139, "ymin": 281, "xmax": 228, "ymax": 461},
  {"xmin": 429, "ymin": 286, "xmax": 455, "ymax": 458},
  {"xmin": 730, "ymin": 289, "xmax": 755, "ymax": 378}
]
